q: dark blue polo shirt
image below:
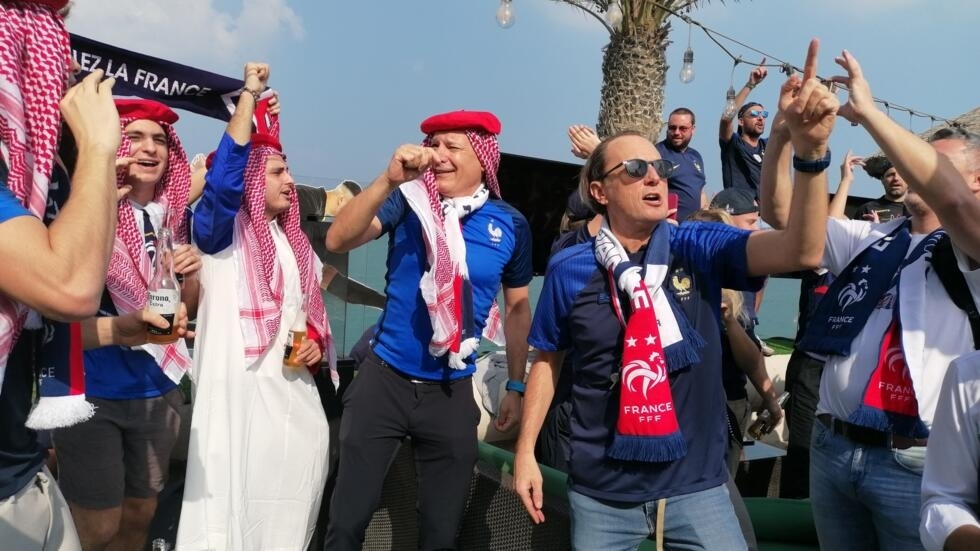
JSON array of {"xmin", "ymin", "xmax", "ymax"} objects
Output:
[
  {"xmin": 656, "ymin": 141, "xmax": 706, "ymax": 222},
  {"xmin": 372, "ymin": 190, "xmax": 533, "ymax": 381},
  {"xmin": 720, "ymin": 132, "xmax": 767, "ymax": 197},
  {"xmin": 530, "ymin": 221, "xmax": 764, "ymax": 502}
]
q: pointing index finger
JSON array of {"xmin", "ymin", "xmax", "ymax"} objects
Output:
[{"xmin": 802, "ymin": 39, "xmax": 820, "ymax": 82}]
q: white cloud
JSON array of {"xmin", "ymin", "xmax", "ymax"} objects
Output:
[
  {"xmin": 531, "ymin": 1, "xmax": 611, "ymax": 35},
  {"xmin": 66, "ymin": 0, "xmax": 305, "ymax": 68}
]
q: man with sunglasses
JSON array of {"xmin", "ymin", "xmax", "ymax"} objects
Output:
[
  {"xmin": 720, "ymin": 60, "xmax": 769, "ymax": 198},
  {"xmin": 516, "ymin": 40, "xmax": 834, "ymax": 550},
  {"xmin": 657, "ymin": 108, "xmax": 708, "ymax": 222}
]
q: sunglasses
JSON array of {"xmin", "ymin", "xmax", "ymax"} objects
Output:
[
  {"xmin": 745, "ymin": 109, "xmax": 769, "ymax": 119},
  {"xmin": 667, "ymin": 125, "xmax": 692, "ymax": 132},
  {"xmin": 598, "ymin": 158, "xmax": 674, "ymax": 181}
]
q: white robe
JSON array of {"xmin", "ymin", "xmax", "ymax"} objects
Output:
[{"xmin": 177, "ymin": 222, "xmax": 329, "ymax": 551}]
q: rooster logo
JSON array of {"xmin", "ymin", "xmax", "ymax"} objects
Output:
[
  {"xmin": 837, "ymin": 279, "xmax": 869, "ymax": 310},
  {"xmin": 487, "ymin": 221, "xmax": 502, "ymax": 244},
  {"xmin": 670, "ymin": 273, "xmax": 692, "ymax": 298},
  {"xmin": 623, "ymin": 357, "xmax": 667, "ymax": 400}
]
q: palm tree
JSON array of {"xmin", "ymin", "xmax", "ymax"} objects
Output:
[{"xmin": 554, "ymin": 1, "xmax": 731, "ymax": 140}]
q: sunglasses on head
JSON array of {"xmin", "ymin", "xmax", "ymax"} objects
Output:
[
  {"xmin": 745, "ymin": 109, "xmax": 769, "ymax": 119},
  {"xmin": 598, "ymin": 158, "xmax": 674, "ymax": 181}
]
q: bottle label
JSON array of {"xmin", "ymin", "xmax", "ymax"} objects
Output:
[{"xmin": 147, "ymin": 289, "xmax": 178, "ymax": 336}]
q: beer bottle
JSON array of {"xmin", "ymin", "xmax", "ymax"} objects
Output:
[
  {"xmin": 283, "ymin": 293, "xmax": 308, "ymax": 369},
  {"xmin": 146, "ymin": 227, "xmax": 181, "ymax": 344}
]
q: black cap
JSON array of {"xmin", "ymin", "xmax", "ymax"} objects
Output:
[
  {"xmin": 710, "ymin": 188, "xmax": 759, "ymax": 215},
  {"xmin": 566, "ymin": 190, "xmax": 594, "ymax": 222}
]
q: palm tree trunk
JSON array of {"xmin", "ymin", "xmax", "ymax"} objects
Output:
[{"xmin": 597, "ymin": 22, "xmax": 671, "ymax": 141}]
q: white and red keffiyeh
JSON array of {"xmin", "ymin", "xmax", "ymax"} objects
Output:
[
  {"xmin": 234, "ymin": 135, "xmax": 336, "ymax": 383},
  {"xmin": 0, "ymin": 0, "xmax": 70, "ymax": 395},
  {"xmin": 106, "ymin": 99, "xmax": 193, "ymax": 381}
]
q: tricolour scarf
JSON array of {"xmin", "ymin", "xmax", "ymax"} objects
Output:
[
  {"xmin": 0, "ymin": 0, "xmax": 70, "ymax": 400},
  {"xmin": 234, "ymin": 141, "xmax": 336, "ymax": 384},
  {"xmin": 400, "ymin": 180, "xmax": 488, "ymax": 369},
  {"xmin": 595, "ymin": 221, "xmax": 704, "ymax": 462},
  {"xmin": 799, "ymin": 218, "xmax": 910, "ymax": 356},
  {"xmin": 846, "ymin": 228, "xmax": 944, "ymax": 439},
  {"xmin": 105, "ymin": 115, "xmax": 193, "ymax": 383}
]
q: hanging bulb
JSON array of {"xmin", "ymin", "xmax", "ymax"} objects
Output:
[
  {"xmin": 606, "ymin": 1, "xmax": 623, "ymax": 30},
  {"xmin": 679, "ymin": 47, "xmax": 695, "ymax": 83},
  {"xmin": 723, "ymin": 86, "xmax": 737, "ymax": 119},
  {"xmin": 496, "ymin": 0, "xmax": 515, "ymax": 28}
]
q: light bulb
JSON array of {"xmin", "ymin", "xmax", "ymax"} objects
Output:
[
  {"xmin": 679, "ymin": 47, "xmax": 695, "ymax": 84},
  {"xmin": 606, "ymin": 1, "xmax": 623, "ymax": 30},
  {"xmin": 496, "ymin": 0, "xmax": 515, "ymax": 29},
  {"xmin": 723, "ymin": 86, "xmax": 737, "ymax": 119}
]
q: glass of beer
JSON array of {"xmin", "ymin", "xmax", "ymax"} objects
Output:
[{"xmin": 283, "ymin": 293, "xmax": 308, "ymax": 369}]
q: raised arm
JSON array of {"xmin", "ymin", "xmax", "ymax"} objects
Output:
[
  {"xmin": 829, "ymin": 151, "xmax": 864, "ymax": 219},
  {"xmin": 0, "ymin": 71, "xmax": 120, "ymax": 320},
  {"xmin": 325, "ymin": 144, "xmax": 439, "ymax": 253},
  {"xmin": 192, "ymin": 62, "xmax": 267, "ymax": 253},
  {"xmin": 719, "ymin": 59, "xmax": 768, "ymax": 141},
  {"xmin": 758, "ymin": 110, "xmax": 792, "ymax": 229},
  {"xmin": 834, "ymin": 50, "xmax": 980, "ymax": 263},
  {"xmin": 747, "ymin": 40, "xmax": 835, "ymax": 276}
]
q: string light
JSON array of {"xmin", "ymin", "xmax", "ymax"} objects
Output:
[
  {"xmin": 493, "ymin": 0, "xmax": 961, "ymax": 129},
  {"xmin": 679, "ymin": 21, "xmax": 695, "ymax": 83},
  {"xmin": 496, "ymin": 0, "xmax": 515, "ymax": 28},
  {"xmin": 647, "ymin": 0, "xmax": 959, "ymax": 128}
]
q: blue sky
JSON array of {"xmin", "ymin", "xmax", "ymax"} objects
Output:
[{"xmin": 69, "ymin": 0, "xmax": 976, "ymax": 201}]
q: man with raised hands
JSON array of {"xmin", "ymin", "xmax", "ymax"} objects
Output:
[
  {"xmin": 324, "ymin": 110, "xmax": 532, "ymax": 550},
  {"xmin": 515, "ymin": 40, "xmax": 834, "ymax": 550},
  {"xmin": 178, "ymin": 62, "xmax": 334, "ymax": 550},
  {"xmin": 760, "ymin": 48, "xmax": 980, "ymax": 551},
  {"xmin": 826, "ymin": 48, "xmax": 980, "ymax": 551}
]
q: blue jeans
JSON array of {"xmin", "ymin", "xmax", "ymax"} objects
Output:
[
  {"xmin": 568, "ymin": 484, "xmax": 747, "ymax": 551},
  {"xmin": 809, "ymin": 419, "xmax": 926, "ymax": 551}
]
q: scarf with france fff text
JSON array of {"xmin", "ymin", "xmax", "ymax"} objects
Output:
[
  {"xmin": 800, "ymin": 218, "xmax": 942, "ymax": 438},
  {"xmin": 595, "ymin": 220, "xmax": 705, "ymax": 462}
]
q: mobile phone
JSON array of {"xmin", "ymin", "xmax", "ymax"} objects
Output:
[{"xmin": 668, "ymin": 192, "xmax": 679, "ymax": 221}]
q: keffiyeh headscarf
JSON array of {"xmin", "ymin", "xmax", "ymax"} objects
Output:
[
  {"xmin": 0, "ymin": 0, "xmax": 70, "ymax": 396},
  {"xmin": 105, "ymin": 99, "xmax": 192, "ymax": 381},
  {"xmin": 235, "ymin": 133, "xmax": 335, "ymax": 381}
]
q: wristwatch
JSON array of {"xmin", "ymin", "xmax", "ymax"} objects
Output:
[
  {"xmin": 792, "ymin": 150, "xmax": 832, "ymax": 173},
  {"xmin": 505, "ymin": 379, "xmax": 526, "ymax": 395}
]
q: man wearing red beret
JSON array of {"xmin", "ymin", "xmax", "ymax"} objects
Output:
[
  {"xmin": 0, "ymin": 1, "xmax": 127, "ymax": 549},
  {"xmin": 53, "ymin": 97, "xmax": 201, "ymax": 551},
  {"xmin": 325, "ymin": 110, "xmax": 533, "ymax": 549}
]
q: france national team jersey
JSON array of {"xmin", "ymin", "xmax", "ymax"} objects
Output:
[
  {"xmin": 530, "ymin": 221, "xmax": 763, "ymax": 502},
  {"xmin": 372, "ymin": 189, "xmax": 532, "ymax": 381}
]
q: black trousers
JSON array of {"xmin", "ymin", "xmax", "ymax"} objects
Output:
[
  {"xmin": 779, "ymin": 349, "xmax": 825, "ymax": 499},
  {"xmin": 324, "ymin": 349, "xmax": 479, "ymax": 551}
]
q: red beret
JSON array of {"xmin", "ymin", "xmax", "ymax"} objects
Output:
[
  {"xmin": 251, "ymin": 132, "xmax": 282, "ymax": 153},
  {"xmin": 114, "ymin": 99, "xmax": 179, "ymax": 125},
  {"xmin": 420, "ymin": 110, "xmax": 501, "ymax": 136},
  {"xmin": 29, "ymin": 0, "xmax": 70, "ymax": 11}
]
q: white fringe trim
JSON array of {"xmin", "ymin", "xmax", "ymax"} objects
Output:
[{"xmin": 25, "ymin": 394, "xmax": 95, "ymax": 430}]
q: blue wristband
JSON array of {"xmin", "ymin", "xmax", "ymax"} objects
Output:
[
  {"xmin": 792, "ymin": 150, "xmax": 832, "ymax": 173},
  {"xmin": 505, "ymin": 379, "xmax": 526, "ymax": 395}
]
